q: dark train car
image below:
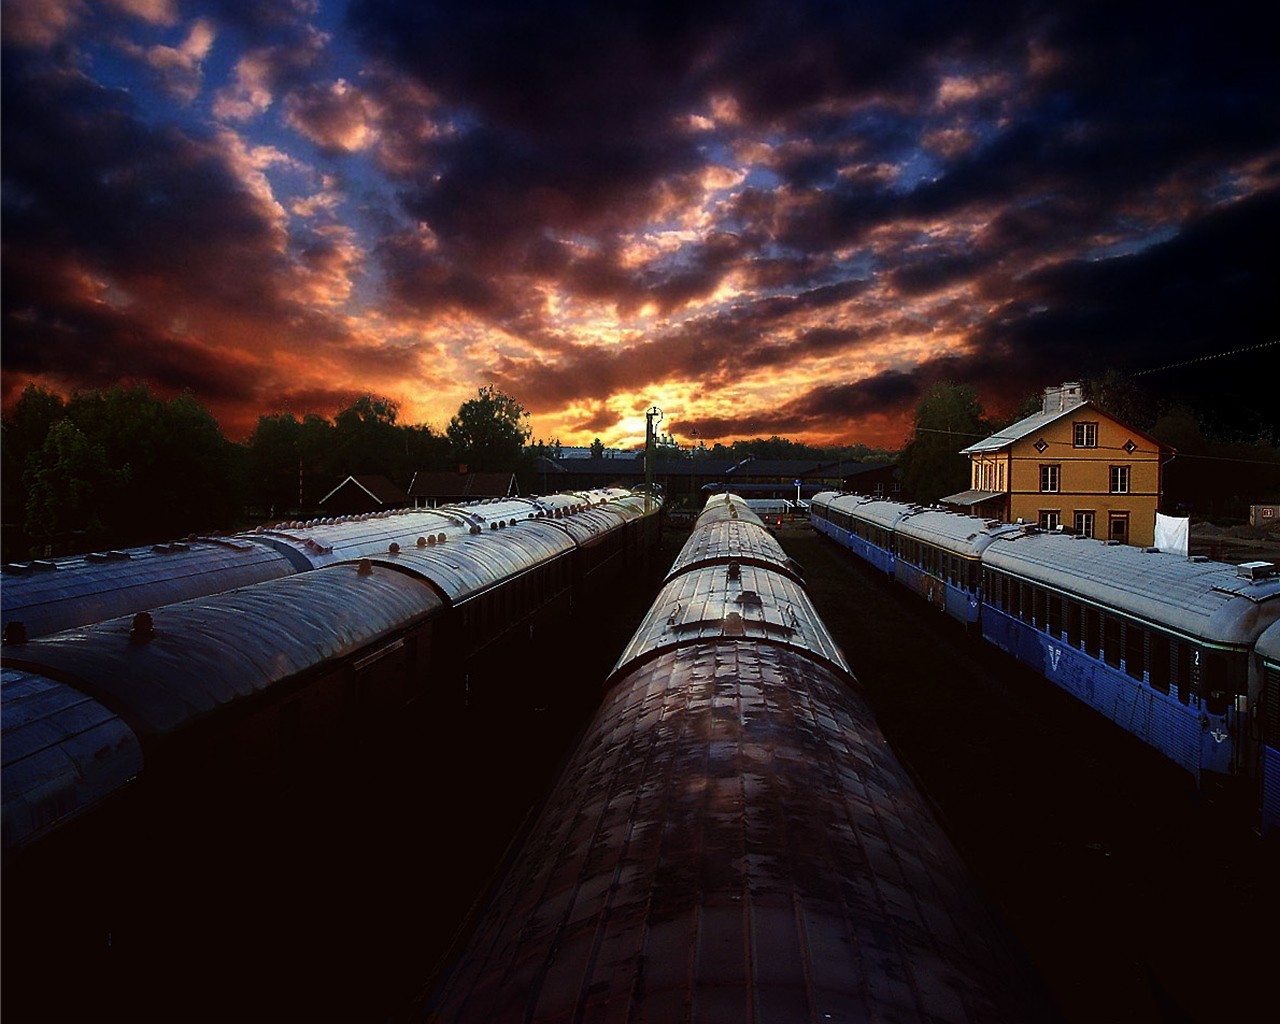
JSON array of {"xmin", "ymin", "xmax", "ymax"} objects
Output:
[
  {"xmin": 425, "ymin": 494, "xmax": 1053, "ymax": 1023},
  {"xmin": 1, "ymin": 489, "xmax": 665, "ymax": 1022}
]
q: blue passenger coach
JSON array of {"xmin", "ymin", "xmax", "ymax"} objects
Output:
[
  {"xmin": 810, "ymin": 492, "xmax": 903, "ymax": 575},
  {"xmin": 980, "ymin": 535, "xmax": 1280, "ymax": 783},
  {"xmin": 1256, "ymin": 618, "xmax": 1280, "ymax": 836},
  {"xmin": 892, "ymin": 507, "xmax": 1024, "ymax": 625}
]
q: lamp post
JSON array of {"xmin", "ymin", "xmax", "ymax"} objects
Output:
[{"xmin": 645, "ymin": 406, "xmax": 663, "ymax": 516}]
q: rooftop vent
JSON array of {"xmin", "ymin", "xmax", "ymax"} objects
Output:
[{"xmin": 1237, "ymin": 561, "xmax": 1276, "ymax": 581}]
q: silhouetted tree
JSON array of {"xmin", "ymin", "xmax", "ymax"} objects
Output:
[
  {"xmin": 590, "ymin": 437, "xmax": 605, "ymax": 459},
  {"xmin": 23, "ymin": 419, "xmax": 127, "ymax": 553},
  {"xmin": 447, "ymin": 385, "xmax": 531, "ymax": 471},
  {"xmin": 897, "ymin": 382, "xmax": 990, "ymax": 503}
]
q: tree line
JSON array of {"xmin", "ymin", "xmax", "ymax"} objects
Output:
[{"xmin": 1, "ymin": 384, "xmax": 532, "ymax": 560}]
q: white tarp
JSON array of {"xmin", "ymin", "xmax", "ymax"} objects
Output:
[{"xmin": 1155, "ymin": 512, "xmax": 1190, "ymax": 556}]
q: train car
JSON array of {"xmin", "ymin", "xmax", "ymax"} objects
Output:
[
  {"xmin": 980, "ymin": 535, "xmax": 1280, "ymax": 783},
  {"xmin": 425, "ymin": 495, "xmax": 1052, "ymax": 1023},
  {"xmin": 0, "ymin": 492, "xmax": 624, "ymax": 642},
  {"xmin": 809, "ymin": 491, "xmax": 908, "ymax": 575},
  {"xmin": 1252, "ymin": 617, "xmax": 1280, "ymax": 836},
  {"xmin": 892, "ymin": 508, "xmax": 1025, "ymax": 625}
]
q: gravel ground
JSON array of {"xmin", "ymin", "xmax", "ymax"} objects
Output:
[{"xmin": 776, "ymin": 521, "xmax": 1276, "ymax": 1024}]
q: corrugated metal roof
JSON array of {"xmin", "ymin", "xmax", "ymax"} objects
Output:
[
  {"xmin": 895, "ymin": 508, "xmax": 1026, "ymax": 557},
  {"xmin": 1, "ymin": 667, "xmax": 144, "ymax": 856},
  {"xmin": 667, "ymin": 518, "xmax": 800, "ymax": 582},
  {"xmin": 2, "ymin": 564, "xmax": 442, "ymax": 739},
  {"xmin": 612, "ymin": 560, "xmax": 849, "ymax": 680},
  {"xmin": 356, "ymin": 521, "xmax": 574, "ymax": 604},
  {"xmin": 983, "ymin": 532, "xmax": 1280, "ymax": 644},
  {"xmin": 429, "ymin": 642, "xmax": 1050, "ymax": 1023},
  {"xmin": 1258, "ymin": 618, "xmax": 1280, "ymax": 662},
  {"xmin": 840, "ymin": 497, "xmax": 915, "ymax": 530},
  {"xmin": 1, "ymin": 540, "xmax": 298, "ymax": 640}
]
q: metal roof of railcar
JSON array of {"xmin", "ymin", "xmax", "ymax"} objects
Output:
[
  {"xmin": 692, "ymin": 494, "xmax": 764, "ymax": 528},
  {"xmin": 667, "ymin": 517, "xmax": 800, "ymax": 583},
  {"xmin": 539, "ymin": 506, "xmax": 629, "ymax": 545},
  {"xmin": 429, "ymin": 641, "xmax": 1051, "ymax": 1023},
  {"xmin": 250, "ymin": 507, "xmax": 476, "ymax": 566},
  {"xmin": 356, "ymin": 520, "xmax": 574, "ymax": 605},
  {"xmin": 895, "ymin": 508, "xmax": 1026, "ymax": 557},
  {"xmin": 611, "ymin": 560, "xmax": 849, "ymax": 681},
  {"xmin": 0, "ymin": 540, "xmax": 299, "ymax": 640},
  {"xmin": 1249, "ymin": 616, "xmax": 1280, "ymax": 663},
  {"xmin": 2, "ymin": 667, "xmax": 145, "ymax": 857},
  {"xmin": 983, "ymin": 533, "xmax": 1280, "ymax": 645},
  {"xmin": 841, "ymin": 497, "xmax": 916, "ymax": 530},
  {"xmin": 1, "ymin": 564, "xmax": 443, "ymax": 740}
]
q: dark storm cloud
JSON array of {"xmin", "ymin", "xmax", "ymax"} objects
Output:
[{"xmin": 1, "ymin": 54, "xmax": 287, "ymax": 315}]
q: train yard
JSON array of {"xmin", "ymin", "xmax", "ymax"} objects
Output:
[{"xmin": 3, "ymin": 506, "xmax": 1275, "ymax": 1023}]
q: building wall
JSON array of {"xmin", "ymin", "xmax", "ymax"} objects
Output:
[{"xmin": 1004, "ymin": 410, "xmax": 1162, "ymax": 546}]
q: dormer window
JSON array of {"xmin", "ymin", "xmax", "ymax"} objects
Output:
[{"xmin": 1073, "ymin": 421, "xmax": 1098, "ymax": 448}]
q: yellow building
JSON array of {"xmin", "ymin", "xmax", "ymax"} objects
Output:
[{"xmin": 942, "ymin": 383, "xmax": 1170, "ymax": 547}]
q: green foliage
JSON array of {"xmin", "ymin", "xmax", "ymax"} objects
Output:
[
  {"xmin": 446, "ymin": 385, "xmax": 531, "ymax": 472},
  {"xmin": 897, "ymin": 381, "xmax": 990, "ymax": 503},
  {"xmin": 22, "ymin": 419, "xmax": 126, "ymax": 547}
]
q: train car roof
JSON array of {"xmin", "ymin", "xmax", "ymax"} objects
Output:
[
  {"xmin": 430, "ymin": 641, "xmax": 1051, "ymax": 1023},
  {"xmin": 2, "ymin": 667, "xmax": 144, "ymax": 858},
  {"xmin": 895, "ymin": 507, "xmax": 1026, "ymax": 556},
  {"xmin": 1255, "ymin": 617, "xmax": 1280, "ymax": 663},
  {"xmin": 354, "ymin": 520, "xmax": 575, "ymax": 604},
  {"xmin": 983, "ymin": 533, "xmax": 1280, "ymax": 644},
  {"xmin": 694, "ymin": 494, "xmax": 765, "ymax": 528},
  {"xmin": 1, "ymin": 564, "xmax": 443, "ymax": 740},
  {"xmin": 611, "ymin": 560, "xmax": 850, "ymax": 682},
  {"xmin": 842, "ymin": 497, "xmax": 917, "ymax": 530},
  {"xmin": 539, "ymin": 506, "xmax": 631, "ymax": 545},
  {"xmin": 1, "ymin": 539, "xmax": 298, "ymax": 640},
  {"xmin": 667, "ymin": 517, "xmax": 801, "ymax": 583}
]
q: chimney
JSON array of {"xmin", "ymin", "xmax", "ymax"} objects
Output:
[{"xmin": 1042, "ymin": 381, "xmax": 1085, "ymax": 414}]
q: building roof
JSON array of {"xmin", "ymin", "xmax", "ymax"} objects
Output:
[
  {"xmin": 407, "ymin": 471, "xmax": 516, "ymax": 499},
  {"xmin": 319, "ymin": 474, "xmax": 407, "ymax": 508},
  {"xmin": 960, "ymin": 405, "xmax": 1082, "ymax": 454},
  {"xmin": 939, "ymin": 488, "xmax": 1005, "ymax": 507},
  {"xmin": 961, "ymin": 400, "xmax": 1168, "ymax": 455}
]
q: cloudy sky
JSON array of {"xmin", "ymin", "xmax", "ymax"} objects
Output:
[{"xmin": 3, "ymin": 0, "xmax": 1277, "ymax": 448}]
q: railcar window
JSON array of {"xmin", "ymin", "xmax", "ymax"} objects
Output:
[
  {"xmin": 1202, "ymin": 651, "xmax": 1232, "ymax": 715},
  {"xmin": 1149, "ymin": 633, "xmax": 1171, "ymax": 694},
  {"xmin": 1084, "ymin": 606, "xmax": 1101, "ymax": 658},
  {"xmin": 1103, "ymin": 615, "xmax": 1121, "ymax": 668},
  {"xmin": 1066, "ymin": 600, "xmax": 1082, "ymax": 647},
  {"xmin": 1033, "ymin": 587, "xmax": 1047, "ymax": 629},
  {"xmin": 1174, "ymin": 641, "xmax": 1193, "ymax": 704},
  {"xmin": 1124, "ymin": 623, "xmax": 1145, "ymax": 681},
  {"xmin": 1048, "ymin": 592, "xmax": 1063, "ymax": 638}
]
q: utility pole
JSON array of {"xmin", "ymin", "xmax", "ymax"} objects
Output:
[{"xmin": 645, "ymin": 406, "xmax": 662, "ymax": 515}]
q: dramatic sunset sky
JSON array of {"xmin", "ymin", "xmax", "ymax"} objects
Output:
[{"xmin": 3, "ymin": 1, "xmax": 1277, "ymax": 449}]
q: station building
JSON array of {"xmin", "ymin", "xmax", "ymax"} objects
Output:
[{"xmin": 941, "ymin": 382, "xmax": 1171, "ymax": 547}]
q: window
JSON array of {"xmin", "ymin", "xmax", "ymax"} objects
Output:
[
  {"xmin": 1039, "ymin": 510, "xmax": 1061, "ymax": 530},
  {"xmin": 1109, "ymin": 513, "xmax": 1129, "ymax": 544},
  {"xmin": 1084, "ymin": 606, "xmax": 1101, "ymax": 657},
  {"xmin": 1110, "ymin": 465, "xmax": 1130, "ymax": 493},
  {"xmin": 1124, "ymin": 623, "xmax": 1145, "ymax": 681},
  {"xmin": 997, "ymin": 462, "xmax": 1005, "ymax": 491},
  {"xmin": 1040, "ymin": 464, "xmax": 1060, "ymax": 492},
  {"xmin": 1066, "ymin": 600, "xmax": 1082, "ymax": 647},
  {"xmin": 1073, "ymin": 421, "xmax": 1099, "ymax": 447},
  {"xmin": 1103, "ymin": 615, "xmax": 1121, "ymax": 668},
  {"xmin": 1149, "ymin": 634, "xmax": 1170, "ymax": 694},
  {"xmin": 1074, "ymin": 510, "xmax": 1095, "ymax": 538}
]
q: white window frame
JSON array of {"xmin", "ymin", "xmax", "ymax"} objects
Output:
[
  {"xmin": 1073, "ymin": 421, "xmax": 1099, "ymax": 448},
  {"xmin": 1039, "ymin": 510, "xmax": 1061, "ymax": 531},
  {"xmin": 1074, "ymin": 510, "xmax": 1095, "ymax": 538},
  {"xmin": 1110, "ymin": 465, "xmax": 1130, "ymax": 494},
  {"xmin": 1040, "ymin": 464, "xmax": 1060, "ymax": 493}
]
